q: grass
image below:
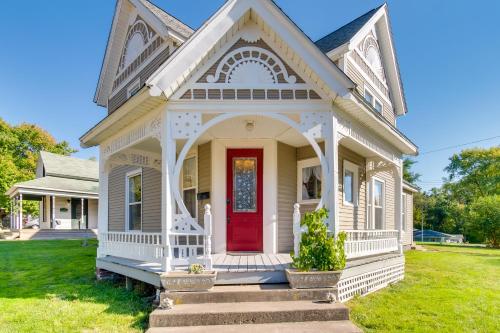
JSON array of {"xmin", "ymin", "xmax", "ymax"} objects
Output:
[
  {"xmin": 1, "ymin": 241, "xmax": 498, "ymax": 332},
  {"xmin": 348, "ymin": 244, "xmax": 500, "ymax": 332},
  {"xmin": 0, "ymin": 240, "xmax": 150, "ymax": 333}
]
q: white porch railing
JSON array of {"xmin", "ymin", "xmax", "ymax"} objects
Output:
[
  {"xmin": 344, "ymin": 230, "xmax": 399, "ymax": 259},
  {"xmin": 99, "ymin": 232, "xmax": 164, "ymax": 263},
  {"xmin": 99, "ymin": 205, "xmax": 214, "ymax": 270},
  {"xmin": 292, "ymin": 203, "xmax": 399, "ymax": 260}
]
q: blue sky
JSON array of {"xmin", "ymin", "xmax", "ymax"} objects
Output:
[{"xmin": 0, "ymin": 0, "xmax": 498, "ymax": 191}]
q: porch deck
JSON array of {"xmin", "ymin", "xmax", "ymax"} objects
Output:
[{"xmin": 97, "ymin": 253, "xmax": 293, "ymax": 287}]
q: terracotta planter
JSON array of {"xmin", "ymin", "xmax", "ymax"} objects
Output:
[
  {"xmin": 160, "ymin": 271, "xmax": 217, "ymax": 292},
  {"xmin": 285, "ymin": 268, "xmax": 342, "ymax": 289}
]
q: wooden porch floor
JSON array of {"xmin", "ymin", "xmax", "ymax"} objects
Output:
[{"xmin": 213, "ymin": 253, "xmax": 292, "ymax": 273}]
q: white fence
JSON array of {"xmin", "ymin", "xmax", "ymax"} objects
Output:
[
  {"xmin": 344, "ymin": 230, "xmax": 399, "ymax": 259},
  {"xmin": 99, "ymin": 232, "xmax": 164, "ymax": 264}
]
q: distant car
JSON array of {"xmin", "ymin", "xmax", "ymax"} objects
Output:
[{"xmin": 24, "ymin": 218, "xmax": 40, "ymax": 229}]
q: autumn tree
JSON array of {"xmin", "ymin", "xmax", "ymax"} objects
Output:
[{"xmin": 0, "ymin": 118, "xmax": 76, "ymax": 216}]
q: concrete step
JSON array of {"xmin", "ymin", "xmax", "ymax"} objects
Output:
[
  {"xmin": 149, "ymin": 300, "xmax": 349, "ymax": 327},
  {"xmin": 19, "ymin": 229, "xmax": 97, "ymax": 240},
  {"xmin": 147, "ymin": 320, "xmax": 362, "ymax": 333},
  {"xmin": 164, "ymin": 284, "xmax": 337, "ymax": 305}
]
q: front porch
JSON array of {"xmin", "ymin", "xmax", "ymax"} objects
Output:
[{"xmin": 95, "ymin": 102, "xmax": 406, "ymax": 301}]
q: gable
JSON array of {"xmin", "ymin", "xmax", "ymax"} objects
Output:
[
  {"xmin": 95, "ymin": 0, "xmax": 194, "ymax": 109},
  {"xmin": 147, "ymin": 0, "xmax": 354, "ymax": 102},
  {"xmin": 175, "ymin": 29, "xmax": 323, "ymax": 101},
  {"xmin": 316, "ymin": 4, "xmax": 407, "ymax": 116}
]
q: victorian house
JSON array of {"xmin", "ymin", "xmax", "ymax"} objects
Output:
[{"xmin": 81, "ymin": 0, "xmax": 418, "ymax": 302}]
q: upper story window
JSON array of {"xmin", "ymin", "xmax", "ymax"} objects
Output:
[
  {"xmin": 343, "ymin": 160, "xmax": 359, "ymax": 206},
  {"xmin": 297, "ymin": 158, "xmax": 322, "ymax": 204},
  {"xmin": 182, "ymin": 156, "xmax": 197, "ymax": 218},
  {"xmin": 365, "ymin": 87, "xmax": 383, "ymax": 114},
  {"xmin": 126, "ymin": 169, "xmax": 142, "ymax": 231}
]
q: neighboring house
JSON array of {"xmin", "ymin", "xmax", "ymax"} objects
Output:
[
  {"xmin": 6, "ymin": 151, "xmax": 99, "ymax": 230},
  {"xmin": 414, "ymin": 230, "xmax": 464, "ymax": 244},
  {"xmin": 81, "ymin": 0, "xmax": 418, "ymax": 301}
]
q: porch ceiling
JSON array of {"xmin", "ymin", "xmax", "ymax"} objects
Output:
[{"xmin": 196, "ymin": 115, "xmax": 309, "ymax": 147}]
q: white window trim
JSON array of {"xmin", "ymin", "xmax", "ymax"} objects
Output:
[
  {"xmin": 297, "ymin": 157, "xmax": 322, "ymax": 205},
  {"xmin": 125, "ymin": 168, "xmax": 143, "ymax": 232},
  {"xmin": 343, "ymin": 160, "xmax": 359, "ymax": 207},
  {"xmin": 368, "ymin": 176, "xmax": 385, "ymax": 230},
  {"xmin": 364, "ymin": 86, "xmax": 383, "ymax": 114},
  {"xmin": 181, "ymin": 153, "xmax": 198, "ymax": 219},
  {"xmin": 127, "ymin": 77, "xmax": 141, "ymax": 98}
]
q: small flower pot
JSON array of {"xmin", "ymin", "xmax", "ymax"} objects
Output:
[
  {"xmin": 285, "ymin": 268, "xmax": 342, "ymax": 289},
  {"xmin": 160, "ymin": 271, "xmax": 217, "ymax": 292}
]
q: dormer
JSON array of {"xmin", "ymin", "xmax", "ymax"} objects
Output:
[
  {"xmin": 315, "ymin": 4, "xmax": 407, "ymax": 127},
  {"xmin": 94, "ymin": 0, "xmax": 194, "ymax": 114}
]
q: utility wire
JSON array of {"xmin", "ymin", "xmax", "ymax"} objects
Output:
[{"xmin": 420, "ymin": 135, "xmax": 500, "ymax": 155}]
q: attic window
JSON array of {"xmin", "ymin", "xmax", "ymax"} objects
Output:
[
  {"xmin": 127, "ymin": 78, "xmax": 141, "ymax": 98},
  {"xmin": 365, "ymin": 87, "xmax": 383, "ymax": 114}
]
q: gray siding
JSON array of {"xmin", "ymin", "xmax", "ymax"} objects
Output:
[
  {"xmin": 277, "ymin": 142, "xmax": 297, "ymax": 253},
  {"xmin": 142, "ymin": 167, "xmax": 162, "ymax": 232},
  {"xmin": 108, "ymin": 165, "xmax": 161, "ymax": 232},
  {"xmin": 108, "ymin": 47, "xmax": 170, "ymax": 114},
  {"xmin": 403, "ymin": 190, "xmax": 414, "ymax": 245},
  {"xmin": 197, "ymin": 142, "xmax": 212, "ymax": 225},
  {"xmin": 338, "ymin": 146, "xmax": 367, "ymax": 230}
]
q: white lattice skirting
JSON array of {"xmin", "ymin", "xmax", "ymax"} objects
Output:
[{"xmin": 337, "ymin": 263, "xmax": 405, "ymax": 302}]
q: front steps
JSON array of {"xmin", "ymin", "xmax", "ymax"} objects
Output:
[
  {"xmin": 148, "ymin": 285, "xmax": 361, "ymax": 332},
  {"xmin": 147, "ymin": 321, "xmax": 361, "ymax": 333}
]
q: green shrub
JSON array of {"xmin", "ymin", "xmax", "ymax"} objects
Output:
[
  {"xmin": 291, "ymin": 208, "xmax": 347, "ymax": 271},
  {"xmin": 188, "ymin": 263, "xmax": 204, "ymax": 274}
]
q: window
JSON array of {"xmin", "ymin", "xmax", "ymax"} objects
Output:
[
  {"xmin": 368, "ymin": 178, "xmax": 385, "ymax": 229},
  {"xmin": 374, "ymin": 100, "xmax": 383, "ymax": 113},
  {"xmin": 297, "ymin": 158, "xmax": 322, "ymax": 204},
  {"xmin": 126, "ymin": 170, "xmax": 142, "ymax": 231},
  {"xmin": 127, "ymin": 78, "xmax": 141, "ymax": 98},
  {"xmin": 182, "ymin": 156, "xmax": 197, "ymax": 218},
  {"xmin": 402, "ymin": 193, "xmax": 407, "ymax": 231},
  {"xmin": 343, "ymin": 160, "xmax": 359, "ymax": 206},
  {"xmin": 364, "ymin": 90, "xmax": 374, "ymax": 105},
  {"xmin": 365, "ymin": 87, "xmax": 383, "ymax": 114}
]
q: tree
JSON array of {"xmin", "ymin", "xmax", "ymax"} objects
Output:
[
  {"xmin": 0, "ymin": 118, "xmax": 77, "ymax": 216},
  {"xmin": 403, "ymin": 158, "xmax": 421, "ymax": 185},
  {"xmin": 467, "ymin": 195, "xmax": 500, "ymax": 247},
  {"xmin": 445, "ymin": 147, "xmax": 500, "ymax": 202}
]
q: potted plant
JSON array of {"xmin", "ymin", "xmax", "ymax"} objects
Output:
[
  {"xmin": 160, "ymin": 263, "xmax": 217, "ymax": 292},
  {"xmin": 286, "ymin": 208, "xmax": 347, "ymax": 289}
]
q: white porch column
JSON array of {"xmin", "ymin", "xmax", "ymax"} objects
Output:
[
  {"xmin": 97, "ymin": 149, "xmax": 109, "ymax": 257},
  {"xmin": 51, "ymin": 196, "xmax": 55, "ymax": 229},
  {"xmin": 161, "ymin": 109, "xmax": 175, "ymax": 272},
  {"xmin": 81, "ymin": 198, "xmax": 85, "ymax": 229},
  {"xmin": 18, "ymin": 194, "xmax": 23, "ymax": 231},
  {"xmin": 10, "ymin": 200, "xmax": 13, "ymax": 230},
  {"xmin": 394, "ymin": 161, "xmax": 404, "ymax": 254},
  {"xmin": 325, "ymin": 111, "xmax": 340, "ymax": 236}
]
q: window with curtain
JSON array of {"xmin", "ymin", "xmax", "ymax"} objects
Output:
[
  {"xmin": 298, "ymin": 158, "xmax": 322, "ymax": 203},
  {"xmin": 344, "ymin": 169, "xmax": 354, "ymax": 204},
  {"xmin": 127, "ymin": 171, "xmax": 142, "ymax": 231},
  {"xmin": 182, "ymin": 157, "xmax": 197, "ymax": 218}
]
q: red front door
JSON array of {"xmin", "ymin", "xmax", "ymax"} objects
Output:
[{"xmin": 226, "ymin": 149, "xmax": 263, "ymax": 252}]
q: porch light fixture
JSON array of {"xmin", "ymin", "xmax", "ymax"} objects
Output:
[{"xmin": 245, "ymin": 120, "xmax": 255, "ymax": 132}]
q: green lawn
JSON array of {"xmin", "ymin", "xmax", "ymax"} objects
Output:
[
  {"xmin": 0, "ymin": 241, "xmax": 498, "ymax": 332},
  {"xmin": 0, "ymin": 240, "xmax": 149, "ymax": 333},
  {"xmin": 348, "ymin": 244, "xmax": 500, "ymax": 332}
]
